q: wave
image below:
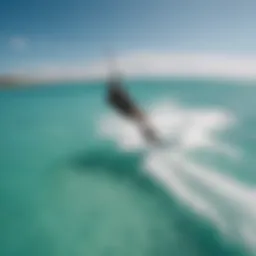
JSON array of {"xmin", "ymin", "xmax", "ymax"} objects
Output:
[{"xmin": 99, "ymin": 99, "xmax": 256, "ymax": 254}]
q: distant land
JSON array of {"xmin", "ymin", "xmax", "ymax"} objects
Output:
[
  {"xmin": 0, "ymin": 74, "xmax": 101, "ymax": 88},
  {"xmin": 0, "ymin": 75, "xmax": 31, "ymax": 88}
]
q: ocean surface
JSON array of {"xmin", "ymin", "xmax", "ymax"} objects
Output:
[{"xmin": 0, "ymin": 79, "xmax": 256, "ymax": 256}]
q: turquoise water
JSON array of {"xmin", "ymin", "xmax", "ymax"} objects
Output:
[{"xmin": 0, "ymin": 79, "xmax": 256, "ymax": 256}]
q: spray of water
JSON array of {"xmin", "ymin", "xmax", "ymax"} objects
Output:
[{"xmin": 99, "ymin": 100, "xmax": 256, "ymax": 252}]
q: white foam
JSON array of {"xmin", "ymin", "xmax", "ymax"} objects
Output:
[
  {"xmin": 100, "ymin": 100, "xmax": 235, "ymax": 152},
  {"xmin": 99, "ymin": 100, "xmax": 256, "ymax": 253}
]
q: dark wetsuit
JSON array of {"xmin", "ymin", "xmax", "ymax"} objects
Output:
[
  {"xmin": 107, "ymin": 79, "xmax": 160, "ymax": 144},
  {"xmin": 107, "ymin": 80, "xmax": 141, "ymax": 118}
]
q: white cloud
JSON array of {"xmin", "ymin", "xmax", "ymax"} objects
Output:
[
  {"xmin": 18, "ymin": 51, "xmax": 256, "ymax": 81},
  {"xmin": 9, "ymin": 36, "xmax": 29, "ymax": 51}
]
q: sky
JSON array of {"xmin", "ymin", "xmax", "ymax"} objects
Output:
[{"xmin": 1, "ymin": 0, "xmax": 256, "ymax": 78}]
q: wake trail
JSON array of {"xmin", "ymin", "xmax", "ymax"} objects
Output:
[{"xmin": 99, "ymin": 99, "xmax": 256, "ymax": 253}]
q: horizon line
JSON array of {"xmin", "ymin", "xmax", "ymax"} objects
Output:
[{"xmin": 3, "ymin": 51, "xmax": 256, "ymax": 85}]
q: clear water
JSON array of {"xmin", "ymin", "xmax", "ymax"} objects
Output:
[{"xmin": 0, "ymin": 79, "xmax": 255, "ymax": 256}]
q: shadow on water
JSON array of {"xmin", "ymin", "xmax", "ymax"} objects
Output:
[
  {"xmin": 58, "ymin": 144, "xmax": 245, "ymax": 256},
  {"xmin": 69, "ymin": 145, "xmax": 153, "ymax": 191}
]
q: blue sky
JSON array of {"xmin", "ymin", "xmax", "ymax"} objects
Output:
[{"xmin": 1, "ymin": 0, "xmax": 256, "ymax": 75}]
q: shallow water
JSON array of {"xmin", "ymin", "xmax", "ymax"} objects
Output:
[{"xmin": 0, "ymin": 79, "xmax": 255, "ymax": 256}]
